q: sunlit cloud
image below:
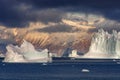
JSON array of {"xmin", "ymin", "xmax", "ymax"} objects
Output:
[{"xmin": 0, "ymin": 0, "xmax": 120, "ymax": 53}]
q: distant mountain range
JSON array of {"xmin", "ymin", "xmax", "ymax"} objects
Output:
[{"xmin": 0, "ymin": 17, "xmax": 96, "ymax": 55}]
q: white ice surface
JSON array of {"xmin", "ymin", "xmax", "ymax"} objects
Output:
[{"xmin": 3, "ymin": 40, "xmax": 51, "ymax": 63}]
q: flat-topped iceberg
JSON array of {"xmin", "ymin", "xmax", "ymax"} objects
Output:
[{"xmin": 3, "ymin": 40, "xmax": 52, "ymax": 63}]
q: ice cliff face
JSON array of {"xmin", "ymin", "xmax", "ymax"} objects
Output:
[{"xmin": 84, "ymin": 29, "xmax": 120, "ymax": 58}]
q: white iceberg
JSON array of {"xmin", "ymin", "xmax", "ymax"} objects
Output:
[
  {"xmin": 69, "ymin": 50, "xmax": 79, "ymax": 57},
  {"xmin": 3, "ymin": 40, "xmax": 52, "ymax": 63},
  {"xmin": 84, "ymin": 29, "xmax": 120, "ymax": 59},
  {"xmin": 69, "ymin": 29, "xmax": 120, "ymax": 59},
  {"xmin": 0, "ymin": 53, "xmax": 5, "ymax": 58}
]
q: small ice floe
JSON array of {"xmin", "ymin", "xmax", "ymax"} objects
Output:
[
  {"xmin": 113, "ymin": 59, "xmax": 116, "ymax": 61},
  {"xmin": 81, "ymin": 69, "xmax": 90, "ymax": 73},
  {"xmin": 42, "ymin": 63, "xmax": 47, "ymax": 65},
  {"xmin": 117, "ymin": 62, "xmax": 120, "ymax": 64},
  {"xmin": 71, "ymin": 57, "xmax": 75, "ymax": 60},
  {"xmin": 2, "ymin": 64, "xmax": 5, "ymax": 66}
]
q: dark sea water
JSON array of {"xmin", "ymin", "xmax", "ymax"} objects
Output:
[
  {"xmin": 0, "ymin": 43, "xmax": 7, "ymax": 54},
  {"xmin": 0, "ymin": 58, "xmax": 120, "ymax": 80}
]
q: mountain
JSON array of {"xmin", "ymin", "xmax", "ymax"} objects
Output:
[
  {"xmin": 20, "ymin": 31, "xmax": 92, "ymax": 56},
  {"xmin": 0, "ymin": 21, "xmax": 93, "ymax": 56}
]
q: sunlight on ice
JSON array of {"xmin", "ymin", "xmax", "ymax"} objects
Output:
[
  {"xmin": 69, "ymin": 50, "xmax": 79, "ymax": 57},
  {"xmin": 83, "ymin": 29, "xmax": 120, "ymax": 59},
  {"xmin": 69, "ymin": 29, "xmax": 120, "ymax": 59},
  {"xmin": 81, "ymin": 69, "xmax": 90, "ymax": 73},
  {"xmin": 3, "ymin": 40, "xmax": 52, "ymax": 63},
  {"xmin": 3, "ymin": 29, "xmax": 120, "ymax": 62}
]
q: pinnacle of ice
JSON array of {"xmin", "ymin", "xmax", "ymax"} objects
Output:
[{"xmin": 84, "ymin": 29, "xmax": 120, "ymax": 58}]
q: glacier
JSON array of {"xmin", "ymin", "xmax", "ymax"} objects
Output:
[{"xmin": 3, "ymin": 40, "xmax": 52, "ymax": 63}]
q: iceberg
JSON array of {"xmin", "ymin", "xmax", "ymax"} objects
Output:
[
  {"xmin": 0, "ymin": 53, "xmax": 5, "ymax": 58},
  {"xmin": 3, "ymin": 40, "xmax": 52, "ymax": 63},
  {"xmin": 68, "ymin": 29, "xmax": 120, "ymax": 59},
  {"xmin": 69, "ymin": 50, "xmax": 80, "ymax": 57},
  {"xmin": 84, "ymin": 29, "xmax": 120, "ymax": 58}
]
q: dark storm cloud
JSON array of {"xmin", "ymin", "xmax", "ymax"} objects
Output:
[
  {"xmin": 0, "ymin": 0, "xmax": 120, "ymax": 27},
  {"xmin": 35, "ymin": 24, "xmax": 73, "ymax": 33},
  {"xmin": 19, "ymin": 0, "xmax": 120, "ymax": 9},
  {"xmin": 0, "ymin": 0, "xmax": 64, "ymax": 27}
]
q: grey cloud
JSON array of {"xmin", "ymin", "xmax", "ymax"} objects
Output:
[
  {"xmin": 0, "ymin": 0, "xmax": 120, "ymax": 29},
  {"xmin": 26, "ymin": 9, "xmax": 64, "ymax": 23},
  {"xmin": 0, "ymin": 0, "xmax": 65, "ymax": 27},
  {"xmin": 35, "ymin": 24, "xmax": 73, "ymax": 33}
]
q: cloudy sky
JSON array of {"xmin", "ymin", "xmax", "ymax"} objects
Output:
[
  {"xmin": 0, "ymin": 0, "xmax": 120, "ymax": 31},
  {"xmin": 0, "ymin": 0, "xmax": 120, "ymax": 53}
]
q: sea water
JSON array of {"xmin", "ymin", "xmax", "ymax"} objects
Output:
[{"xmin": 0, "ymin": 59, "xmax": 119, "ymax": 80}]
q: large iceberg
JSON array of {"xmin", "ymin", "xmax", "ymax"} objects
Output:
[
  {"xmin": 3, "ymin": 40, "xmax": 52, "ymax": 63},
  {"xmin": 84, "ymin": 29, "xmax": 120, "ymax": 58},
  {"xmin": 68, "ymin": 29, "xmax": 120, "ymax": 58}
]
